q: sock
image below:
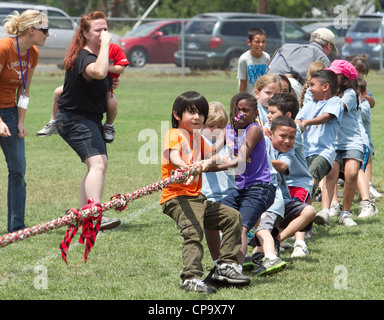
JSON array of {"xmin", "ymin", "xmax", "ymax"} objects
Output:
[
  {"xmin": 104, "ymin": 122, "xmax": 114, "ymax": 128},
  {"xmin": 294, "ymin": 240, "xmax": 306, "ymax": 246},
  {"xmin": 265, "ymin": 252, "xmax": 277, "ymax": 260},
  {"xmin": 340, "ymin": 210, "xmax": 350, "ymax": 216}
]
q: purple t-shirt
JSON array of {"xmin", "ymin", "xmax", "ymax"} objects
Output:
[{"xmin": 225, "ymin": 123, "xmax": 271, "ymax": 189}]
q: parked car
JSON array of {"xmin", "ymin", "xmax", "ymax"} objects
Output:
[
  {"xmin": 174, "ymin": 12, "xmax": 310, "ymax": 70},
  {"xmin": 119, "ymin": 20, "xmax": 183, "ymax": 67},
  {"xmin": 0, "ymin": 2, "xmax": 77, "ymax": 68},
  {"xmin": 302, "ymin": 21, "xmax": 351, "ymax": 59},
  {"xmin": 342, "ymin": 13, "xmax": 384, "ymax": 68}
]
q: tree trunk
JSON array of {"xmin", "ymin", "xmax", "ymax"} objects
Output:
[{"xmin": 259, "ymin": 0, "xmax": 267, "ymax": 14}]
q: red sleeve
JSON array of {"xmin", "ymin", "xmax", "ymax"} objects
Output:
[{"xmin": 109, "ymin": 43, "xmax": 129, "ymax": 67}]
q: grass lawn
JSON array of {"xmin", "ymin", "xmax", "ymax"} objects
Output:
[{"xmin": 0, "ymin": 67, "xmax": 383, "ymax": 301}]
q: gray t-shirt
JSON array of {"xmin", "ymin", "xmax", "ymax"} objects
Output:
[{"xmin": 237, "ymin": 50, "xmax": 270, "ymax": 95}]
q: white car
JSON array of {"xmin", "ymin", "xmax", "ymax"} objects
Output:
[{"xmin": 0, "ymin": 2, "xmax": 77, "ymax": 68}]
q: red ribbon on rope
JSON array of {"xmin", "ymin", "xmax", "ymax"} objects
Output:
[{"xmin": 59, "ymin": 199, "xmax": 103, "ymax": 265}]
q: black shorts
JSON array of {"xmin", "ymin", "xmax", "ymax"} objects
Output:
[{"xmin": 56, "ymin": 109, "xmax": 107, "ymax": 162}]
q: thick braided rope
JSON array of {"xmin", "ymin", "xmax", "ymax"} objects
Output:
[{"xmin": 0, "ymin": 166, "xmax": 197, "ymax": 249}]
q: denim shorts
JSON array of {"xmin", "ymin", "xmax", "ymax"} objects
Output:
[
  {"xmin": 56, "ymin": 109, "xmax": 107, "ymax": 162},
  {"xmin": 335, "ymin": 149, "xmax": 363, "ymax": 166},
  {"xmin": 219, "ymin": 182, "xmax": 276, "ymax": 230}
]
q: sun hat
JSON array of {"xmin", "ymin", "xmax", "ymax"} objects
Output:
[
  {"xmin": 325, "ymin": 59, "xmax": 359, "ymax": 81},
  {"xmin": 310, "ymin": 28, "xmax": 338, "ymax": 53}
]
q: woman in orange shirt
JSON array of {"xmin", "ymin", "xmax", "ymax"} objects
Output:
[{"xmin": 0, "ymin": 9, "xmax": 48, "ymax": 232}]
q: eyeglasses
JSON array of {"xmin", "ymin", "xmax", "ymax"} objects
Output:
[{"xmin": 34, "ymin": 27, "xmax": 49, "ymax": 35}]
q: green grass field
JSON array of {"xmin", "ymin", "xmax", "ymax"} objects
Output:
[{"xmin": 0, "ymin": 67, "xmax": 383, "ymax": 301}]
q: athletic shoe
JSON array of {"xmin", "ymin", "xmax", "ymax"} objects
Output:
[
  {"xmin": 36, "ymin": 122, "xmax": 57, "ymax": 137},
  {"xmin": 242, "ymin": 255, "xmax": 255, "ymax": 271},
  {"xmin": 179, "ymin": 278, "xmax": 216, "ymax": 294},
  {"xmin": 103, "ymin": 125, "xmax": 115, "ymax": 143},
  {"xmin": 252, "ymin": 256, "xmax": 287, "ymax": 276},
  {"xmin": 314, "ymin": 208, "xmax": 330, "ymax": 226},
  {"xmin": 369, "ymin": 182, "xmax": 382, "ymax": 199},
  {"xmin": 358, "ymin": 200, "xmax": 378, "ymax": 218},
  {"xmin": 329, "ymin": 202, "xmax": 341, "ymax": 217},
  {"xmin": 251, "ymin": 252, "xmax": 264, "ymax": 268},
  {"xmin": 339, "ymin": 213, "xmax": 357, "ymax": 226},
  {"xmin": 100, "ymin": 216, "xmax": 121, "ymax": 231},
  {"xmin": 291, "ymin": 241, "xmax": 309, "ymax": 258},
  {"xmin": 212, "ymin": 263, "xmax": 250, "ymax": 286}
]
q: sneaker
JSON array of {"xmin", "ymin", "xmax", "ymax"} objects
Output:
[
  {"xmin": 339, "ymin": 212, "xmax": 357, "ymax": 226},
  {"xmin": 314, "ymin": 208, "xmax": 330, "ymax": 226},
  {"xmin": 100, "ymin": 216, "xmax": 121, "ymax": 231},
  {"xmin": 36, "ymin": 122, "xmax": 57, "ymax": 137},
  {"xmin": 253, "ymin": 256, "xmax": 287, "ymax": 276},
  {"xmin": 250, "ymin": 252, "xmax": 264, "ymax": 269},
  {"xmin": 103, "ymin": 125, "xmax": 115, "ymax": 143},
  {"xmin": 212, "ymin": 263, "xmax": 250, "ymax": 286},
  {"xmin": 242, "ymin": 255, "xmax": 255, "ymax": 271},
  {"xmin": 329, "ymin": 202, "xmax": 341, "ymax": 217},
  {"xmin": 369, "ymin": 182, "xmax": 382, "ymax": 199},
  {"xmin": 358, "ymin": 200, "xmax": 378, "ymax": 218},
  {"xmin": 179, "ymin": 278, "xmax": 216, "ymax": 294},
  {"xmin": 291, "ymin": 241, "xmax": 309, "ymax": 258}
]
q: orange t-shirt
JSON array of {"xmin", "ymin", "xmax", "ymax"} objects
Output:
[
  {"xmin": 160, "ymin": 128, "xmax": 211, "ymax": 204},
  {"xmin": 0, "ymin": 37, "xmax": 39, "ymax": 108}
]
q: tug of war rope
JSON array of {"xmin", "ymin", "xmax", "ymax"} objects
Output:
[{"xmin": 0, "ymin": 166, "xmax": 198, "ymax": 265}]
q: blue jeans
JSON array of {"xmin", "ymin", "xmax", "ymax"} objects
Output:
[
  {"xmin": 219, "ymin": 182, "xmax": 276, "ymax": 230},
  {"xmin": 0, "ymin": 107, "xmax": 26, "ymax": 232}
]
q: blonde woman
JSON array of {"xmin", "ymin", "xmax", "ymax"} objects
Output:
[{"xmin": 0, "ymin": 9, "xmax": 48, "ymax": 232}]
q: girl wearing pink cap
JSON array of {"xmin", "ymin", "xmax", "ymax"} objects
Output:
[{"xmin": 319, "ymin": 60, "xmax": 363, "ymax": 227}]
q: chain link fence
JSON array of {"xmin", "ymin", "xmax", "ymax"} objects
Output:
[{"xmin": 106, "ymin": 16, "xmax": 383, "ymax": 74}]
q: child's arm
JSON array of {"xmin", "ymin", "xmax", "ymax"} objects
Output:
[
  {"xmin": 168, "ymin": 149, "xmax": 188, "ymax": 168},
  {"xmin": 108, "ymin": 65, "xmax": 125, "ymax": 75},
  {"xmin": 239, "ymin": 80, "xmax": 247, "ymax": 93},
  {"xmin": 271, "ymin": 159, "xmax": 288, "ymax": 172},
  {"xmin": 298, "ymin": 113, "xmax": 334, "ymax": 130},
  {"xmin": 206, "ymin": 124, "xmax": 263, "ymax": 172}
]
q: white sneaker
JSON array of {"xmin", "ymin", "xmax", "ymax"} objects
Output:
[
  {"xmin": 358, "ymin": 200, "xmax": 378, "ymax": 218},
  {"xmin": 329, "ymin": 202, "xmax": 341, "ymax": 217},
  {"xmin": 314, "ymin": 208, "xmax": 330, "ymax": 226},
  {"xmin": 36, "ymin": 121, "xmax": 57, "ymax": 137},
  {"xmin": 339, "ymin": 212, "xmax": 357, "ymax": 226},
  {"xmin": 369, "ymin": 182, "xmax": 382, "ymax": 199},
  {"xmin": 291, "ymin": 241, "xmax": 309, "ymax": 258}
]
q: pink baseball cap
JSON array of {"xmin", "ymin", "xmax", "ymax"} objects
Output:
[{"xmin": 325, "ymin": 59, "xmax": 358, "ymax": 81}]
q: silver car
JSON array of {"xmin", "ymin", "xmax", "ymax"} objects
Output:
[
  {"xmin": 341, "ymin": 13, "xmax": 384, "ymax": 69},
  {"xmin": 0, "ymin": 2, "xmax": 77, "ymax": 68}
]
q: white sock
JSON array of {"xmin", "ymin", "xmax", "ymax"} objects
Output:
[
  {"xmin": 265, "ymin": 252, "xmax": 278, "ymax": 260},
  {"xmin": 104, "ymin": 122, "xmax": 114, "ymax": 128}
]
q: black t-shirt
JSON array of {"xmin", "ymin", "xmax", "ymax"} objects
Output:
[{"xmin": 58, "ymin": 49, "xmax": 112, "ymax": 122}]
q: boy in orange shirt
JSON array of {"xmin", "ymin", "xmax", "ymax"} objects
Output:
[{"xmin": 161, "ymin": 91, "xmax": 250, "ymax": 294}]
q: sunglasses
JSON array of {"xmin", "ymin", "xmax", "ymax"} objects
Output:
[{"xmin": 34, "ymin": 27, "xmax": 49, "ymax": 35}]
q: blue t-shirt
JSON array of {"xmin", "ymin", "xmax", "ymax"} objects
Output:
[
  {"xmin": 201, "ymin": 136, "xmax": 237, "ymax": 201},
  {"xmin": 359, "ymin": 99, "xmax": 374, "ymax": 153},
  {"xmin": 296, "ymin": 96, "xmax": 343, "ymax": 166},
  {"xmin": 264, "ymin": 137, "xmax": 284, "ymax": 217},
  {"xmin": 257, "ymin": 102, "xmax": 269, "ymax": 126},
  {"xmin": 335, "ymin": 88, "xmax": 364, "ymax": 152},
  {"xmin": 285, "ymin": 124, "xmax": 314, "ymax": 194}
]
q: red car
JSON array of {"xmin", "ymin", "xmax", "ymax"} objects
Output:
[{"xmin": 119, "ymin": 20, "xmax": 182, "ymax": 67}]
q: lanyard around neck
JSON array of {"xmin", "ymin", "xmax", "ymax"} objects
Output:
[{"xmin": 16, "ymin": 36, "xmax": 29, "ymax": 96}]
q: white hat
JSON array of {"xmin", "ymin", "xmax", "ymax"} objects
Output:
[{"xmin": 310, "ymin": 28, "xmax": 337, "ymax": 53}]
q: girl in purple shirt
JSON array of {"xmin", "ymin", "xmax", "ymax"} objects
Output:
[{"xmin": 219, "ymin": 93, "xmax": 276, "ymax": 266}]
